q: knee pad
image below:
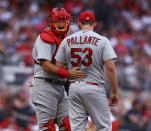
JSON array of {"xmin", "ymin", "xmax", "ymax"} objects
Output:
[
  {"xmin": 59, "ymin": 116, "xmax": 71, "ymax": 131},
  {"xmin": 40, "ymin": 119, "xmax": 55, "ymax": 131}
]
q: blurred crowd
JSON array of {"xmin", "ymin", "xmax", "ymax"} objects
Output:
[{"xmin": 0, "ymin": 0, "xmax": 151, "ymax": 130}]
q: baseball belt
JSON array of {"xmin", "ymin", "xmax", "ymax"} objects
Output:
[
  {"xmin": 34, "ymin": 77, "xmax": 64, "ymax": 85},
  {"xmin": 71, "ymin": 81, "xmax": 98, "ymax": 86}
]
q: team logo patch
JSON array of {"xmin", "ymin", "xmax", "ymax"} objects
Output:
[{"xmin": 86, "ymin": 17, "xmax": 89, "ymax": 20}]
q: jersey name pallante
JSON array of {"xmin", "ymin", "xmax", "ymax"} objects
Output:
[{"xmin": 67, "ymin": 36, "xmax": 100, "ymax": 47}]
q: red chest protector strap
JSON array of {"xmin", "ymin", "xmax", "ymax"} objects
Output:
[{"xmin": 40, "ymin": 29, "xmax": 63, "ymax": 63}]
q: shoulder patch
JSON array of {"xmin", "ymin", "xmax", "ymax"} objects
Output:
[{"xmin": 40, "ymin": 29, "xmax": 55, "ymax": 44}]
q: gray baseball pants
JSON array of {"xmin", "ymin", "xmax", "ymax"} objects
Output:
[
  {"xmin": 30, "ymin": 78, "xmax": 69, "ymax": 131},
  {"xmin": 69, "ymin": 81, "xmax": 112, "ymax": 131}
]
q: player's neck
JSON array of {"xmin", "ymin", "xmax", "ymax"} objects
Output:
[{"xmin": 81, "ymin": 25, "xmax": 94, "ymax": 31}]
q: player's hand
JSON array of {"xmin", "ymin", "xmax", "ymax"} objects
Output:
[
  {"xmin": 69, "ymin": 67, "xmax": 87, "ymax": 79},
  {"xmin": 109, "ymin": 93, "xmax": 119, "ymax": 106}
]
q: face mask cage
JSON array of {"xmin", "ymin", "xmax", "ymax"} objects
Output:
[{"xmin": 48, "ymin": 8, "xmax": 74, "ymax": 34}]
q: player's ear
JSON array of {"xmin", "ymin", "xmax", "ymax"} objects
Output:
[
  {"xmin": 93, "ymin": 22, "xmax": 97, "ymax": 28},
  {"xmin": 78, "ymin": 21, "xmax": 82, "ymax": 29}
]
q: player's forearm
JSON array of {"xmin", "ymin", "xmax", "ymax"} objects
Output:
[
  {"xmin": 41, "ymin": 60, "xmax": 71, "ymax": 78},
  {"xmin": 106, "ymin": 69, "xmax": 118, "ymax": 94},
  {"xmin": 41, "ymin": 60, "xmax": 87, "ymax": 79},
  {"xmin": 56, "ymin": 61, "xmax": 68, "ymax": 69},
  {"xmin": 41, "ymin": 60, "xmax": 58, "ymax": 75}
]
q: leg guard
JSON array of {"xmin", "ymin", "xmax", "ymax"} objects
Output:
[
  {"xmin": 59, "ymin": 116, "xmax": 71, "ymax": 131},
  {"xmin": 40, "ymin": 119, "xmax": 55, "ymax": 131}
]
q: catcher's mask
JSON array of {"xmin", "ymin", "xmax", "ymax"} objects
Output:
[{"xmin": 49, "ymin": 8, "xmax": 71, "ymax": 35}]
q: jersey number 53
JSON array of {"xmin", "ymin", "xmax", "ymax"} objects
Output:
[{"xmin": 71, "ymin": 48, "xmax": 92, "ymax": 67}]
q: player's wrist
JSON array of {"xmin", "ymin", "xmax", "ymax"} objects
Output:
[
  {"xmin": 111, "ymin": 90, "xmax": 118, "ymax": 95},
  {"xmin": 68, "ymin": 70, "xmax": 74, "ymax": 78},
  {"xmin": 57, "ymin": 68, "xmax": 69, "ymax": 78}
]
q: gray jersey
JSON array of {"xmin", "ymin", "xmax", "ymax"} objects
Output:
[
  {"xmin": 55, "ymin": 30, "xmax": 117, "ymax": 84},
  {"xmin": 32, "ymin": 35, "xmax": 63, "ymax": 80}
]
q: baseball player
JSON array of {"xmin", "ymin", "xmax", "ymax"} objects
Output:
[
  {"xmin": 55, "ymin": 11, "xmax": 119, "ymax": 131},
  {"xmin": 30, "ymin": 8, "xmax": 86, "ymax": 131}
]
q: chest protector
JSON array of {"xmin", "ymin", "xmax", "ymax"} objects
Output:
[{"xmin": 40, "ymin": 29, "xmax": 64, "ymax": 63}]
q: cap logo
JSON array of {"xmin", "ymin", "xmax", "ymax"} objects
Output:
[
  {"xmin": 79, "ymin": 11, "xmax": 95, "ymax": 22},
  {"xmin": 86, "ymin": 17, "xmax": 89, "ymax": 20}
]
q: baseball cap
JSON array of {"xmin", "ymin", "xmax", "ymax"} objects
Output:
[{"xmin": 78, "ymin": 11, "xmax": 95, "ymax": 22}]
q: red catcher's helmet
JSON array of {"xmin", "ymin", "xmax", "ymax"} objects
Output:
[{"xmin": 49, "ymin": 8, "xmax": 71, "ymax": 35}]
